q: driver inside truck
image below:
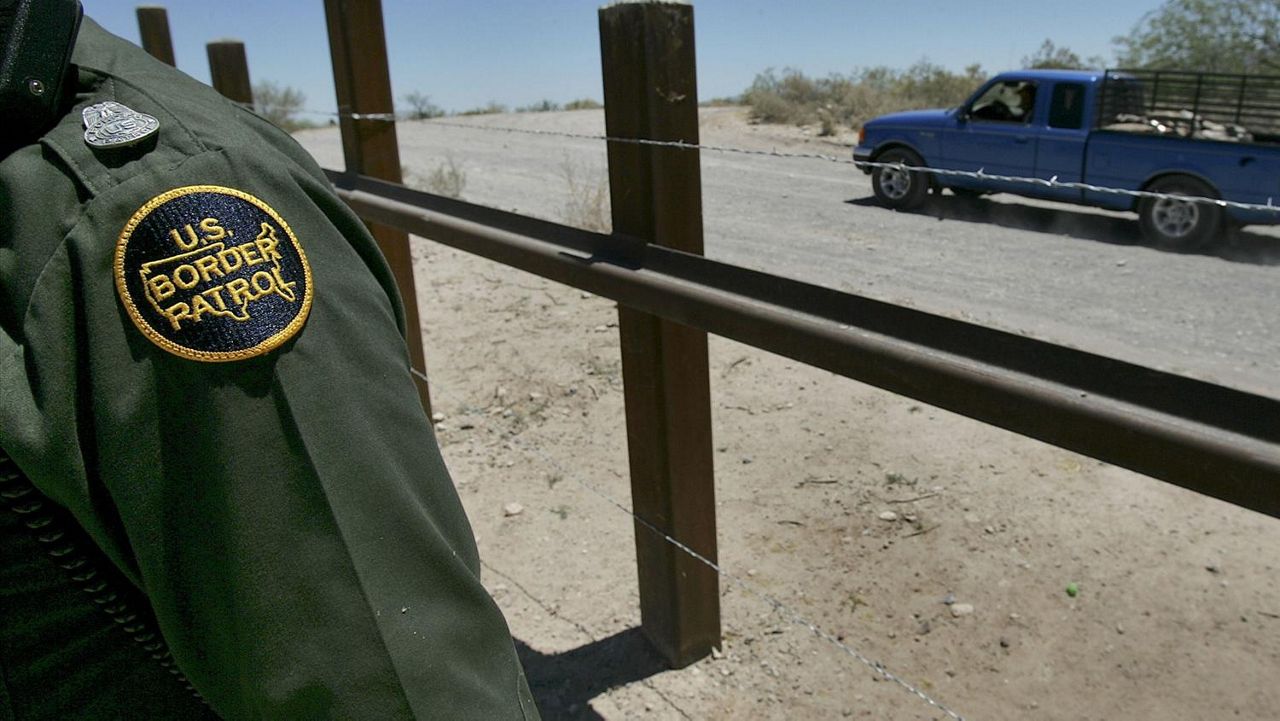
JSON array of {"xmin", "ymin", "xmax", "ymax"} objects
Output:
[{"xmin": 971, "ymin": 81, "xmax": 1036, "ymax": 123}]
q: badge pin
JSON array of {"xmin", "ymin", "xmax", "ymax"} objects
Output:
[{"xmin": 82, "ymin": 101, "xmax": 159, "ymax": 149}]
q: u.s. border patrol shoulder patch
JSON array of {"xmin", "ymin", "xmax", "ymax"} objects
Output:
[{"xmin": 115, "ymin": 185, "xmax": 313, "ymax": 362}]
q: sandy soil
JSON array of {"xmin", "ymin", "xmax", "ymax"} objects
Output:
[{"xmin": 297, "ymin": 109, "xmax": 1280, "ymax": 720}]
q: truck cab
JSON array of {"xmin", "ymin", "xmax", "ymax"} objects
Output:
[
  {"xmin": 854, "ymin": 70, "xmax": 1100, "ymax": 204},
  {"xmin": 852, "ymin": 68, "xmax": 1280, "ymax": 249}
]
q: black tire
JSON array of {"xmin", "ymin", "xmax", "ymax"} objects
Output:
[
  {"xmin": 1137, "ymin": 176, "xmax": 1223, "ymax": 250},
  {"xmin": 871, "ymin": 148, "xmax": 929, "ymax": 210}
]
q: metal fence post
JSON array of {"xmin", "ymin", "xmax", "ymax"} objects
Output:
[
  {"xmin": 136, "ymin": 6, "xmax": 176, "ymax": 66},
  {"xmin": 323, "ymin": 0, "xmax": 433, "ymax": 417},
  {"xmin": 206, "ymin": 40, "xmax": 253, "ymax": 106},
  {"xmin": 599, "ymin": 1, "xmax": 720, "ymax": 668}
]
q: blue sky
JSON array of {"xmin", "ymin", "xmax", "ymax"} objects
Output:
[{"xmin": 84, "ymin": 1, "xmax": 1160, "ymax": 115}]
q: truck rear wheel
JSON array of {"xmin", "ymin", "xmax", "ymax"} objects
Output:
[
  {"xmin": 872, "ymin": 148, "xmax": 929, "ymax": 210},
  {"xmin": 1137, "ymin": 176, "xmax": 1223, "ymax": 250}
]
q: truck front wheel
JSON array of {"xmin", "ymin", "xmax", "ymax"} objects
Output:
[
  {"xmin": 1137, "ymin": 176, "xmax": 1223, "ymax": 250},
  {"xmin": 872, "ymin": 148, "xmax": 929, "ymax": 210}
]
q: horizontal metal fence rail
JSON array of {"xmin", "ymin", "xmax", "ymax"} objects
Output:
[{"xmin": 328, "ymin": 170, "xmax": 1280, "ymax": 519}]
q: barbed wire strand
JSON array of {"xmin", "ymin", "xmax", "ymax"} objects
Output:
[
  {"xmin": 413, "ymin": 366, "xmax": 969, "ymax": 721},
  {"xmin": 301, "ymin": 107, "xmax": 1280, "ymax": 215}
]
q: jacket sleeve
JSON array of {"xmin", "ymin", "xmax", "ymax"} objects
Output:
[{"xmin": 1, "ymin": 138, "xmax": 538, "ymax": 719}]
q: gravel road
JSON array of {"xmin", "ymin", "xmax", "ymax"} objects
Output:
[{"xmin": 295, "ymin": 107, "xmax": 1280, "ymax": 399}]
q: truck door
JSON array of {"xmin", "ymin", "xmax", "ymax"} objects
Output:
[
  {"xmin": 942, "ymin": 79, "xmax": 1040, "ymax": 194},
  {"xmin": 1034, "ymin": 81, "xmax": 1089, "ymax": 202}
]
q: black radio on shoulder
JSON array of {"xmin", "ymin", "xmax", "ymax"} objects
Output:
[{"xmin": 0, "ymin": 0, "xmax": 83, "ymax": 151}]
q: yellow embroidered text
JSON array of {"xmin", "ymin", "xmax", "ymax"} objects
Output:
[{"xmin": 140, "ymin": 222, "xmax": 299, "ymax": 330}]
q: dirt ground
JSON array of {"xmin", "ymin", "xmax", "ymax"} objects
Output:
[{"xmin": 301, "ymin": 110, "xmax": 1280, "ymax": 720}]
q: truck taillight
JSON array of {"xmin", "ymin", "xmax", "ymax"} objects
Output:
[{"xmin": 857, "ymin": 127, "xmax": 865, "ymax": 145}]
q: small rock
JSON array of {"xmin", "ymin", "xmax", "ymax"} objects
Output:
[
  {"xmin": 1205, "ymin": 563, "xmax": 1221, "ymax": 574},
  {"xmin": 942, "ymin": 592, "xmax": 956, "ymax": 606},
  {"xmin": 711, "ymin": 646, "xmax": 724, "ymax": 659},
  {"xmin": 964, "ymin": 514, "xmax": 981, "ymax": 524},
  {"xmin": 950, "ymin": 603, "xmax": 975, "ymax": 617},
  {"xmin": 431, "ymin": 411, "xmax": 445, "ymax": 422},
  {"xmin": 1116, "ymin": 259, "xmax": 1127, "ymax": 267},
  {"xmin": 747, "ymin": 568, "xmax": 758, "ymax": 577},
  {"xmin": 999, "ymin": 637, "xmax": 1010, "ymax": 648},
  {"xmin": 742, "ymin": 457, "xmax": 753, "ymax": 464},
  {"xmin": 495, "ymin": 386, "xmax": 508, "ymax": 399},
  {"xmin": 878, "ymin": 511, "xmax": 899, "ymax": 522},
  {"xmin": 529, "ymin": 392, "xmax": 544, "ymax": 401},
  {"xmin": 1116, "ymin": 623, "xmax": 1125, "ymax": 634},
  {"xmin": 984, "ymin": 526, "xmax": 995, "ymax": 534},
  {"xmin": 503, "ymin": 502, "xmax": 525, "ymax": 517}
]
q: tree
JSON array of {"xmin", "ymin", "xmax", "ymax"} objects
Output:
[
  {"xmin": 252, "ymin": 81, "xmax": 310, "ymax": 131},
  {"xmin": 1022, "ymin": 39, "xmax": 1106, "ymax": 69},
  {"xmin": 402, "ymin": 91, "xmax": 445, "ymax": 120},
  {"xmin": 1113, "ymin": 0, "xmax": 1280, "ymax": 73}
]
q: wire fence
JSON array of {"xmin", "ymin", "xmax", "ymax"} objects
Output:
[
  {"xmin": 415, "ymin": 368, "xmax": 971, "ymax": 721},
  {"xmin": 303, "ymin": 108, "xmax": 1280, "ymax": 214}
]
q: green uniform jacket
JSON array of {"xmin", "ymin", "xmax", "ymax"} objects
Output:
[{"xmin": 0, "ymin": 18, "xmax": 538, "ymax": 720}]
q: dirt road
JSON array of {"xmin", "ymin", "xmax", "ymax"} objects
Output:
[
  {"xmin": 294, "ymin": 110, "xmax": 1280, "ymax": 720},
  {"xmin": 299, "ymin": 106, "xmax": 1280, "ymax": 399}
]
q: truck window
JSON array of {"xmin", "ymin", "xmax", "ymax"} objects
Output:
[
  {"xmin": 1049, "ymin": 83, "xmax": 1085, "ymax": 129},
  {"xmin": 969, "ymin": 81, "xmax": 1036, "ymax": 123}
]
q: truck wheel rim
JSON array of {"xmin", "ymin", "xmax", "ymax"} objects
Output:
[
  {"xmin": 1152, "ymin": 197, "xmax": 1199, "ymax": 238},
  {"xmin": 881, "ymin": 166, "xmax": 912, "ymax": 199}
]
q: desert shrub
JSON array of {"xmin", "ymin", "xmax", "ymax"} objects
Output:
[
  {"xmin": 563, "ymin": 98, "xmax": 603, "ymax": 110},
  {"xmin": 517, "ymin": 99, "xmax": 561, "ymax": 113},
  {"xmin": 743, "ymin": 62, "xmax": 989, "ymax": 131},
  {"xmin": 458, "ymin": 102, "xmax": 508, "ymax": 116},
  {"xmin": 402, "ymin": 91, "xmax": 445, "ymax": 119},
  {"xmin": 407, "ymin": 157, "xmax": 467, "ymax": 199},
  {"xmin": 560, "ymin": 158, "xmax": 610, "ymax": 233},
  {"xmin": 252, "ymin": 81, "xmax": 315, "ymax": 132}
]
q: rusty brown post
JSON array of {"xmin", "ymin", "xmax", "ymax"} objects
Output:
[
  {"xmin": 206, "ymin": 40, "xmax": 253, "ymax": 106},
  {"xmin": 136, "ymin": 6, "xmax": 176, "ymax": 66},
  {"xmin": 323, "ymin": 0, "xmax": 432, "ymax": 417},
  {"xmin": 599, "ymin": 2, "xmax": 719, "ymax": 668}
]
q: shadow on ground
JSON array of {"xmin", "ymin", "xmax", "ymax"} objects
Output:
[
  {"xmin": 515, "ymin": 628, "xmax": 670, "ymax": 720},
  {"xmin": 844, "ymin": 194, "xmax": 1280, "ymax": 266}
]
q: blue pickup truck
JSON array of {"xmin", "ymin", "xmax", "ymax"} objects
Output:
[{"xmin": 853, "ymin": 68, "xmax": 1280, "ymax": 248}]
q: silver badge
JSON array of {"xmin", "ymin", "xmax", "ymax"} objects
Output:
[{"xmin": 82, "ymin": 101, "xmax": 159, "ymax": 149}]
